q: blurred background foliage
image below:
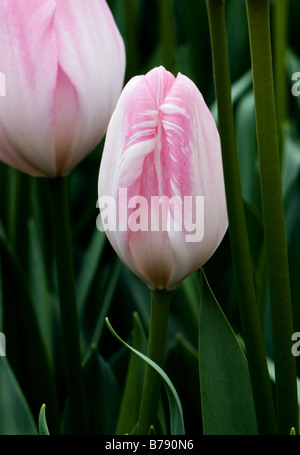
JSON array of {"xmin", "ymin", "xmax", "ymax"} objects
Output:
[{"xmin": 0, "ymin": 0, "xmax": 300, "ymax": 435}]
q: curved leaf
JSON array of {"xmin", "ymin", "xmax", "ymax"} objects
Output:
[
  {"xmin": 38, "ymin": 404, "xmax": 50, "ymax": 435},
  {"xmin": 116, "ymin": 312, "xmax": 147, "ymax": 435},
  {"xmin": 105, "ymin": 317, "xmax": 185, "ymax": 435},
  {"xmin": 0, "ymin": 357, "xmax": 37, "ymax": 435}
]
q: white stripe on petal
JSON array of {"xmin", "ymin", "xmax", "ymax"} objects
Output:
[{"xmin": 160, "ymin": 102, "xmax": 189, "ymax": 118}]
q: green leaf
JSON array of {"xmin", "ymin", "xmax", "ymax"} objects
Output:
[
  {"xmin": 0, "ymin": 222, "xmax": 59, "ymax": 432},
  {"xmin": 38, "ymin": 404, "xmax": 50, "ymax": 435},
  {"xmin": 82, "ymin": 258, "xmax": 122, "ymax": 363},
  {"xmin": 166, "ymin": 333, "xmax": 201, "ymax": 434},
  {"xmin": 0, "ymin": 357, "xmax": 37, "ymax": 435},
  {"xmin": 77, "ymin": 227, "xmax": 107, "ymax": 315},
  {"xmin": 198, "ymin": 270, "xmax": 258, "ymax": 435},
  {"xmin": 28, "ymin": 218, "xmax": 55, "ymax": 359},
  {"xmin": 83, "ymin": 347, "xmax": 121, "ymax": 435},
  {"xmin": 116, "ymin": 312, "xmax": 147, "ymax": 435},
  {"xmin": 284, "ymin": 166, "xmax": 300, "ymax": 381},
  {"xmin": 235, "ymin": 90, "xmax": 261, "ymax": 210},
  {"xmin": 105, "ymin": 317, "xmax": 185, "ymax": 435},
  {"xmin": 61, "ymin": 346, "xmax": 121, "ymax": 435},
  {"xmin": 282, "ymin": 126, "xmax": 300, "ymax": 197}
]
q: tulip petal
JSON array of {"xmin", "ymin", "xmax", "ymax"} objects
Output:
[
  {"xmin": 53, "ymin": 66, "xmax": 78, "ymax": 175},
  {"xmin": 54, "ymin": 0, "xmax": 126, "ymax": 174},
  {"xmin": 98, "ymin": 76, "xmax": 155, "ymax": 286},
  {"xmin": 129, "ymin": 229, "xmax": 175, "ymax": 290},
  {"xmin": 0, "ymin": 0, "xmax": 58, "ymax": 176},
  {"xmin": 157, "ymin": 73, "xmax": 227, "ymax": 288}
]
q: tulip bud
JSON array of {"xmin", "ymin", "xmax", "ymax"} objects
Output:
[
  {"xmin": 98, "ymin": 66, "xmax": 228, "ymax": 291},
  {"xmin": 0, "ymin": 0, "xmax": 125, "ymax": 177}
]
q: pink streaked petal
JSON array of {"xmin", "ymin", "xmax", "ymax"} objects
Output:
[
  {"xmin": 99, "ymin": 76, "xmax": 145, "ymax": 200},
  {"xmin": 53, "ymin": 66, "xmax": 79, "ymax": 176},
  {"xmin": 129, "ymin": 229, "xmax": 175, "ymax": 290},
  {"xmin": 99, "ymin": 66, "xmax": 228, "ymax": 291},
  {"xmin": 160, "ymin": 73, "xmax": 225, "ymax": 206},
  {"xmin": 101, "ymin": 75, "xmax": 160, "ymax": 205},
  {"xmin": 0, "ymin": 0, "xmax": 57, "ymax": 176},
  {"xmin": 159, "ymin": 73, "xmax": 227, "ymax": 287},
  {"xmin": 166, "ymin": 233, "xmax": 200, "ymax": 290},
  {"xmin": 55, "ymin": 0, "xmax": 126, "ymax": 174},
  {"xmin": 166, "ymin": 198, "xmax": 227, "ymax": 290},
  {"xmin": 160, "ymin": 74, "xmax": 202, "ymax": 199},
  {"xmin": 102, "ymin": 222, "xmax": 154, "ymax": 290},
  {"xmin": 144, "ymin": 66, "xmax": 175, "ymax": 109},
  {"xmin": 99, "ymin": 77, "xmax": 148, "ymax": 270}
]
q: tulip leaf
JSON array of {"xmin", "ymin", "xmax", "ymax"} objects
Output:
[
  {"xmin": 61, "ymin": 346, "xmax": 121, "ymax": 435},
  {"xmin": 38, "ymin": 404, "xmax": 50, "ymax": 435},
  {"xmin": 105, "ymin": 317, "xmax": 185, "ymax": 435},
  {"xmin": 77, "ymin": 227, "xmax": 107, "ymax": 315},
  {"xmin": 235, "ymin": 90, "xmax": 261, "ymax": 210},
  {"xmin": 0, "ymin": 221, "xmax": 59, "ymax": 432},
  {"xmin": 198, "ymin": 269, "xmax": 258, "ymax": 435},
  {"xmin": 166, "ymin": 333, "xmax": 201, "ymax": 434},
  {"xmin": 28, "ymin": 218, "xmax": 55, "ymax": 359},
  {"xmin": 116, "ymin": 312, "xmax": 147, "ymax": 435},
  {"xmin": 82, "ymin": 347, "xmax": 121, "ymax": 435},
  {"xmin": 82, "ymin": 258, "xmax": 122, "ymax": 363},
  {"xmin": 166, "ymin": 333, "xmax": 202, "ymax": 434},
  {"xmin": 0, "ymin": 357, "xmax": 37, "ymax": 435}
]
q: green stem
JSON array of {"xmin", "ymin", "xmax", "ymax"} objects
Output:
[
  {"xmin": 7, "ymin": 169, "xmax": 32, "ymax": 271},
  {"xmin": 124, "ymin": 0, "xmax": 139, "ymax": 80},
  {"xmin": 206, "ymin": 0, "xmax": 277, "ymax": 434},
  {"xmin": 245, "ymin": 0, "xmax": 298, "ymax": 434},
  {"xmin": 273, "ymin": 0, "xmax": 289, "ymax": 167},
  {"xmin": 159, "ymin": 0, "xmax": 176, "ymax": 73},
  {"xmin": 48, "ymin": 177, "xmax": 86, "ymax": 435},
  {"xmin": 137, "ymin": 289, "xmax": 172, "ymax": 435}
]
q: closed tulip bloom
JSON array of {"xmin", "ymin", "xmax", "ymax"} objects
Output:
[
  {"xmin": 98, "ymin": 66, "xmax": 228, "ymax": 291},
  {"xmin": 0, "ymin": 0, "xmax": 125, "ymax": 177}
]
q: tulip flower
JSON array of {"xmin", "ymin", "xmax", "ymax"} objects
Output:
[
  {"xmin": 98, "ymin": 66, "xmax": 228, "ymax": 291},
  {"xmin": 0, "ymin": 0, "xmax": 125, "ymax": 435},
  {"xmin": 0, "ymin": 0, "xmax": 125, "ymax": 177}
]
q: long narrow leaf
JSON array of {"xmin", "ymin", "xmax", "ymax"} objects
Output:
[
  {"xmin": 116, "ymin": 312, "xmax": 147, "ymax": 435},
  {"xmin": 105, "ymin": 317, "xmax": 185, "ymax": 435}
]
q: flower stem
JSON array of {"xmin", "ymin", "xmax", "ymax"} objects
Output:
[
  {"xmin": 159, "ymin": 0, "xmax": 176, "ymax": 73},
  {"xmin": 124, "ymin": 0, "xmax": 139, "ymax": 80},
  {"xmin": 137, "ymin": 289, "xmax": 172, "ymax": 435},
  {"xmin": 245, "ymin": 0, "xmax": 298, "ymax": 434},
  {"xmin": 273, "ymin": 0, "xmax": 289, "ymax": 166},
  {"xmin": 47, "ymin": 177, "xmax": 86, "ymax": 435},
  {"xmin": 206, "ymin": 0, "xmax": 277, "ymax": 434}
]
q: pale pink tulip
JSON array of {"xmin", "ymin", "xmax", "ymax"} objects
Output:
[
  {"xmin": 0, "ymin": 0, "xmax": 125, "ymax": 177},
  {"xmin": 98, "ymin": 66, "xmax": 228, "ymax": 291}
]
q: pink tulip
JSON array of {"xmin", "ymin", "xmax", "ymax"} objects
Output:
[
  {"xmin": 98, "ymin": 66, "xmax": 228, "ymax": 291},
  {"xmin": 0, "ymin": 0, "xmax": 125, "ymax": 177}
]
